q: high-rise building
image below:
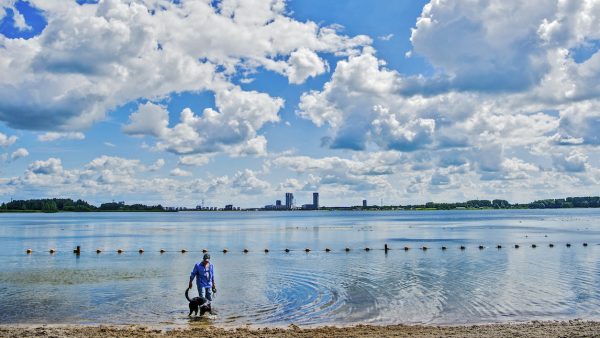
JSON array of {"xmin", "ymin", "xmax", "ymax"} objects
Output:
[
  {"xmin": 362, "ymin": 199, "xmax": 367, "ymax": 207},
  {"xmin": 276, "ymin": 200, "xmax": 282, "ymax": 206},
  {"xmin": 285, "ymin": 193, "xmax": 294, "ymax": 209},
  {"xmin": 313, "ymin": 192, "xmax": 319, "ymax": 209}
]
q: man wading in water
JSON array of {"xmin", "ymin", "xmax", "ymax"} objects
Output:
[{"xmin": 188, "ymin": 253, "xmax": 217, "ymax": 305}]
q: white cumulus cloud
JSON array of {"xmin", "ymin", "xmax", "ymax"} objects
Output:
[
  {"xmin": 38, "ymin": 132, "xmax": 85, "ymax": 142},
  {"xmin": 170, "ymin": 167, "xmax": 192, "ymax": 177},
  {"xmin": 10, "ymin": 147, "xmax": 29, "ymax": 161},
  {"xmin": 125, "ymin": 87, "xmax": 283, "ymax": 156},
  {"xmin": 0, "ymin": 132, "xmax": 17, "ymax": 147}
]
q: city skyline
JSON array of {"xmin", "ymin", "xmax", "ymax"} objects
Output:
[{"xmin": 1, "ymin": 1, "xmax": 600, "ymax": 208}]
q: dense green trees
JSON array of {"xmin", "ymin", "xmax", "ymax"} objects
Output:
[
  {"xmin": 407, "ymin": 196, "xmax": 600, "ymax": 210},
  {"xmin": 525, "ymin": 197, "xmax": 600, "ymax": 209},
  {"xmin": 0, "ymin": 198, "xmax": 165, "ymax": 212}
]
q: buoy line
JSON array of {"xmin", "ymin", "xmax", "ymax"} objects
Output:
[{"xmin": 24, "ymin": 243, "xmax": 595, "ymax": 255}]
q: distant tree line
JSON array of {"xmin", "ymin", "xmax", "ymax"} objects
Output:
[
  {"xmin": 1, "ymin": 196, "xmax": 599, "ymax": 213},
  {"xmin": 0, "ymin": 198, "xmax": 165, "ymax": 213},
  {"xmin": 400, "ymin": 196, "xmax": 600, "ymax": 210}
]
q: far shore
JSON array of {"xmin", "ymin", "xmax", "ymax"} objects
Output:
[
  {"xmin": 2, "ymin": 206, "xmax": 600, "ymax": 214},
  {"xmin": 2, "ymin": 321, "xmax": 600, "ymax": 338}
]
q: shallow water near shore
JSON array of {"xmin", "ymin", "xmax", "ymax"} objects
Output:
[{"xmin": 1, "ymin": 209, "xmax": 600, "ymax": 326}]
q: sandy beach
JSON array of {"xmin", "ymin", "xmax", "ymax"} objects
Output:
[{"xmin": 2, "ymin": 321, "xmax": 600, "ymax": 338}]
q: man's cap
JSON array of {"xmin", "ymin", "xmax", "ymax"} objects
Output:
[{"xmin": 203, "ymin": 253, "xmax": 211, "ymax": 260}]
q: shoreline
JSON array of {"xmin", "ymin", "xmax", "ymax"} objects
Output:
[
  {"xmin": 2, "ymin": 206, "xmax": 600, "ymax": 213},
  {"xmin": 2, "ymin": 321, "xmax": 600, "ymax": 338}
]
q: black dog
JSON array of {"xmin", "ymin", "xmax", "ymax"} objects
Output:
[{"xmin": 185, "ymin": 288, "xmax": 211, "ymax": 316}]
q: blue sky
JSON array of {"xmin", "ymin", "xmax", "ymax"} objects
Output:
[{"xmin": 1, "ymin": 0, "xmax": 600, "ymax": 208}]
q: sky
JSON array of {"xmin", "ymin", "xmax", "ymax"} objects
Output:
[{"xmin": 0, "ymin": 0, "xmax": 600, "ymax": 208}]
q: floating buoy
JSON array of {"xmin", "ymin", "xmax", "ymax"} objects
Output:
[
  {"xmin": 202, "ymin": 249, "xmax": 208, "ymax": 253},
  {"xmin": 460, "ymin": 246, "xmax": 465, "ymax": 250},
  {"xmin": 514, "ymin": 244, "xmax": 520, "ymax": 249},
  {"xmin": 26, "ymin": 249, "xmax": 32, "ymax": 254},
  {"xmin": 404, "ymin": 246, "xmax": 410, "ymax": 251},
  {"xmin": 222, "ymin": 249, "xmax": 228, "ymax": 253},
  {"xmin": 325, "ymin": 248, "xmax": 331, "ymax": 252},
  {"xmin": 479, "ymin": 245, "xmax": 484, "ymax": 250},
  {"xmin": 138, "ymin": 249, "xmax": 144, "ymax": 254},
  {"xmin": 243, "ymin": 249, "xmax": 249, "ymax": 253},
  {"xmin": 496, "ymin": 245, "xmax": 502, "ymax": 249},
  {"xmin": 285, "ymin": 248, "xmax": 290, "ymax": 253},
  {"xmin": 583, "ymin": 243, "xmax": 588, "ymax": 247},
  {"xmin": 264, "ymin": 249, "xmax": 269, "ymax": 253},
  {"xmin": 566, "ymin": 243, "xmax": 571, "ymax": 247},
  {"xmin": 531, "ymin": 244, "xmax": 537, "ymax": 248},
  {"xmin": 117, "ymin": 249, "xmax": 123, "ymax": 254},
  {"xmin": 345, "ymin": 247, "xmax": 350, "ymax": 252},
  {"xmin": 364, "ymin": 247, "xmax": 370, "ymax": 252},
  {"xmin": 180, "ymin": 249, "xmax": 187, "ymax": 253},
  {"xmin": 96, "ymin": 249, "xmax": 102, "ymax": 254},
  {"xmin": 159, "ymin": 249, "xmax": 166, "ymax": 253},
  {"xmin": 421, "ymin": 246, "xmax": 428, "ymax": 251},
  {"xmin": 49, "ymin": 249, "xmax": 56, "ymax": 254},
  {"xmin": 441, "ymin": 246, "xmax": 447, "ymax": 250},
  {"xmin": 549, "ymin": 244, "xmax": 554, "ymax": 248},
  {"xmin": 305, "ymin": 248, "xmax": 311, "ymax": 252}
]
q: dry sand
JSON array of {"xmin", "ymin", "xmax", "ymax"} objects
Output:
[{"xmin": 2, "ymin": 321, "xmax": 600, "ymax": 338}]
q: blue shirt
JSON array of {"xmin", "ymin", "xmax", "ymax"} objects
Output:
[{"xmin": 190, "ymin": 262, "xmax": 214, "ymax": 288}]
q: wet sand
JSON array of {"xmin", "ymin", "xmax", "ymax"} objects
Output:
[{"xmin": 2, "ymin": 321, "xmax": 600, "ymax": 338}]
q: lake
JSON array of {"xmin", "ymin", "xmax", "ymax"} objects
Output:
[{"xmin": 1, "ymin": 209, "xmax": 599, "ymax": 327}]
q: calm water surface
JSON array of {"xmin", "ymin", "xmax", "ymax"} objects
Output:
[{"xmin": 1, "ymin": 209, "xmax": 599, "ymax": 327}]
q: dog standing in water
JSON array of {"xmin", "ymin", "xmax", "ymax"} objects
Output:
[{"xmin": 185, "ymin": 288, "xmax": 211, "ymax": 316}]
